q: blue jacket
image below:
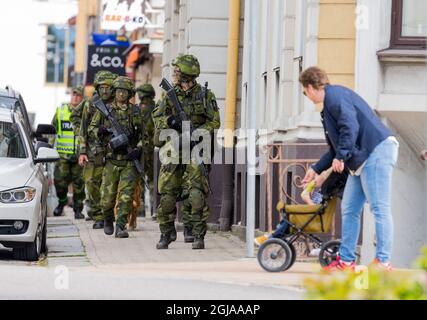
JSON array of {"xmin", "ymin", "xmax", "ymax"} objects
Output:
[{"xmin": 312, "ymin": 85, "xmax": 392, "ymax": 173}]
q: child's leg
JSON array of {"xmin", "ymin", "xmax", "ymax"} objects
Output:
[{"xmin": 271, "ymin": 219, "xmax": 289, "ymax": 238}]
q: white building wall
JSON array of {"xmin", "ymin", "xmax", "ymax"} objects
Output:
[
  {"xmin": 238, "ymin": 0, "xmax": 323, "ymax": 145},
  {"xmin": 356, "ymin": 0, "xmax": 427, "ymax": 267},
  {"xmin": 163, "ymin": 0, "xmax": 244, "ymax": 129}
]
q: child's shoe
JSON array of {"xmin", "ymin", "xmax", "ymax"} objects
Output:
[{"xmin": 254, "ymin": 234, "xmax": 269, "ymax": 246}]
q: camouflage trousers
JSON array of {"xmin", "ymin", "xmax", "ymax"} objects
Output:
[
  {"xmin": 83, "ymin": 162, "xmax": 104, "ymax": 222},
  {"xmin": 100, "ymin": 159, "xmax": 140, "ymax": 227},
  {"xmin": 54, "ymin": 158, "xmax": 85, "ymax": 212},
  {"xmin": 157, "ymin": 162, "xmax": 210, "ymax": 238}
]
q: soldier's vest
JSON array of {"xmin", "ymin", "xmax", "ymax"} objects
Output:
[
  {"xmin": 180, "ymin": 86, "xmax": 210, "ymax": 127},
  {"xmin": 56, "ymin": 104, "xmax": 76, "ymax": 155}
]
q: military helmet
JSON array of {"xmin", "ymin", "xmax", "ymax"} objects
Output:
[
  {"xmin": 172, "ymin": 54, "xmax": 200, "ymax": 78},
  {"xmin": 93, "ymin": 71, "xmax": 117, "ymax": 88},
  {"xmin": 136, "ymin": 83, "xmax": 155, "ymax": 98},
  {"xmin": 112, "ymin": 76, "xmax": 135, "ymax": 95},
  {"xmin": 72, "ymin": 85, "xmax": 84, "ymax": 96}
]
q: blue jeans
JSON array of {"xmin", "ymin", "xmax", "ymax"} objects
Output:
[
  {"xmin": 340, "ymin": 138, "xmax": 399, "ymax": 263},
  {"xmin": 271, "ymin": 219, "xmax": 289, "ymax": 238}
]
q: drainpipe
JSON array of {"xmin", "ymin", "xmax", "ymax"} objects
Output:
[{"xmin": 219, "ymin": 0, "xmax": 241, "ymax": 231}]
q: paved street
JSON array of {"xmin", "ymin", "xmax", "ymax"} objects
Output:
[{"xmin": 0, "ymin": 207, "xmax": 316, "ymax": 300}]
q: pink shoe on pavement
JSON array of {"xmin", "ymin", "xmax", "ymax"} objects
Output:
[
  {"xmin": 323, "ymin": 255, "xmax": 356, "ymax": 272},
  {"xmin": 369, "ymin": 258, "xmax": 393, "ymax": 272}
]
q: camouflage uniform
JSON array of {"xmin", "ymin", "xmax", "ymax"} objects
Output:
[
  {"xmin": 135, "ymin": 84, "xmax": 156, "ymax": 216},
  {"xmin": 88, "ymin": 76, "xmax": 143, "ymax": 238},
  {"xmin": 71, "ymin": 71, "xmax": 118, "ymax": 224},
  {"xmin": 153, "ymin": 54, "xmax": 220, "ymax": 249},
  {"xmin": 52, "ymin": 86, "xmax": 85, "ymax": 217}
]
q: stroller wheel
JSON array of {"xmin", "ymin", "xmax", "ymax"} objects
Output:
[
  {"xmin": 282, "ymin": 241, "xmax": 297, "ymax": 271},
  {"xmin": 319, "ymin": 240, "xmax": 341, "ymax": 267},
  {"xmin": 257, "ymin": 238, "xmax": 293, "ymax": 272}
]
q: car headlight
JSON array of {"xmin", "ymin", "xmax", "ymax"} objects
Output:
[{"xmin": 0, "ymin": 187, "xmax": 36, "ymax": 203}]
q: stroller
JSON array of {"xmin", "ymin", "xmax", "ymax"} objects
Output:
[{"xmin": 257, "ymin": 171, "xmax": 348, "ymax": 272}]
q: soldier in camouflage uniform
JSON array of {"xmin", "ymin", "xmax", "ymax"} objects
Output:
[
  {"xmin": 121, "ymin": 83, "xmax": 156, "ymax": 230},
  {"xmin": 71, "ymin": 71, "xmax": 118, "ymax": 229},
  {"xmin": 153, "ymin": 54, "xmax": 220, "ymax": 249},
  {"xmin": 136, "ymin": 83, "xmax": 156, "ymax": 216},
  {"xmin": 88, "ymin": 76, "xmax": 144, "ymax": 238},
  {"xmin": 52, "ymin": 86, "xmax": 85, "ymax": 219}
]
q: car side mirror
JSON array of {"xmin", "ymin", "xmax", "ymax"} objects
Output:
[
  {"xmin": 34, "ymin": 124, "xmax": 56, "ymax": 139},
  {"xmin": 35, "ymin": 141, "xmax": 52, "ymax": 153},
  {"xmin": 34, "ymin": 147, "xmax": 60, "ymax": 164}
]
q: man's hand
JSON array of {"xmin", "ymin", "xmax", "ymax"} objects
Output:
[
  {"xmin": 332, "ymin": 159, "xmax": 345, "ymax": 173},
  {"xmin": 79, "ymin": 154, "xmax": 88, "ymax": 167},
  {"xmin": 302, "ymin": 168, "xmax": 317, "ymax": 188},
  {"xmin": 167, "ymin": 115, "xmax": 182, "ymax": 131}
]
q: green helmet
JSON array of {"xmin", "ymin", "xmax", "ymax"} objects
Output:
[
  {"xmin": 112, "ymin": 76, "xmax": 135, "ymax": 97},
  {"xmin": 93, "ymin": 71, "xmax": 117, "ymax": 88},
  {"xmin": 136, "ymin": 83, "xmax": 155, "ymax": 99},
  {"xmin": 72, "ymin": 85, "xmax": 84, "ymax": 96},
  {"xmin": 172, "ymin": 54, "xmax": 200, "ymax": 78}
]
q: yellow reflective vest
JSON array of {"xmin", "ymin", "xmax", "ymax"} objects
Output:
[{"xmin": 56, "ymin": 104, "xmax": 76, "ymax": 155}]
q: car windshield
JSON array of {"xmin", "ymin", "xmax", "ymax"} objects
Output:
[
  {"xmin": 0, "ymin": 96, "xmax": 19, "ymax": 111},
  {"xmin": 0, "ymin": 121, "xmax": 27, "ymax": 159}
]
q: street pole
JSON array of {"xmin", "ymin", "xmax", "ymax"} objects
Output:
[
  {"xmin": 246, "ymin": 0, "xmax": 258, "ymax": 258},
  {"xmin": 54, "ymin": 40, "xmax": 60, "ymax": 108}
]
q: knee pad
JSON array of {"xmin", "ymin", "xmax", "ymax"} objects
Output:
[
  {"xmin": 160, "ymin": 193, "xmax": 177, "ymax": 213},
  {"xmin": 189, "ymin": 188, "xmax": 205, "ymax": 211}
]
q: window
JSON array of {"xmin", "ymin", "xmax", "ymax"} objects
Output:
[
  {"xmin": 46, "ymin": 25, "xmax": 66, "ymax": 84},
  {"xmin": 391, "ymin": 0, "xmax": 427, "ymax": 48},
  {"xmin": 0, "ymin": 122, "xmax": 27, "ymax": 159}
]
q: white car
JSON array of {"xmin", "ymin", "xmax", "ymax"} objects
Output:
[{"xmin": 0, "ymin": 103, "xmax": 59, "ymax": 261}]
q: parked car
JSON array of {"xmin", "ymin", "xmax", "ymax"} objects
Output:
[{"xmin": 0, "ymin": 87, "xmax": 59, "ymax": 261}]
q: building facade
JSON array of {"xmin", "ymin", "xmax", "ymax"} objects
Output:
[{"xmin": 162, "ymin": 0, "xmax": 426, "ymax": 267}]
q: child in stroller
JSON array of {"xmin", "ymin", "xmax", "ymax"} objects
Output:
[{"xmin": 256, "ymin": 168, "xmax": 347, "ymax": 272}]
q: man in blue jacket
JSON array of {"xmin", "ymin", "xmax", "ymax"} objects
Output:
[{"xmin": 300, "ymin": 66, "xmax": 399, "ymax": 271}]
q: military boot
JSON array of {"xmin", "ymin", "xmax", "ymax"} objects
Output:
[
  {"xmin": 184, "ymin": 226, "xmax": 195, "ymax": 243},
  {"xmin": 192, "ymin": 238, "xmax": 205, "ymax": 250},
  {"xmin": 115, "ymin": 224, "xmax": 129, "ymax": 238},
  {"xmin": 104, "ymin": 218, "xmax": 114, "ymax": 235},
  {"xmin": 74, "ymin": 210, "xmax": 85, "ymax": 220},
  {"xmin": 93, "ymin": 220, "xmax": 104, "ymax": 229},
  {"xmin": 170, "ymin": 228, "xmax": 177, "ymax": 242},
  {"xmin": 156, "ymin": 233, "xmax": 173, "ymax": 249},
  {"xmin": 53, "ymin": 203, "xmax": 65, "ymax": 217}
]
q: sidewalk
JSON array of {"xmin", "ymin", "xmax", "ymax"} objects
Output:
[{"xmin": 58, "ymin": 208, "xmax": 318, "ymax": 292}]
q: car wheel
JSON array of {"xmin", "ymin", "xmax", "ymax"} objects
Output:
[{"xmin": 13, "ymin": 225, "xmax": 42, "ymax": 262}]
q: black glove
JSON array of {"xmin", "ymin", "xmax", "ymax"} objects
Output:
[
  {"xmin": 167, "ymin": 115, "xmax": 182, "ymax": 131},
  {"xmin": 127, "ymin": 148, "xmax": 141, "ymax": 161},
  {"xmin": 98, "ymin": 126, "xmax": 110, "ymax": 138}
]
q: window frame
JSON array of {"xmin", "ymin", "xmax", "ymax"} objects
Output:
[{"xmin": 390, "ymin": 0, "xmax": 427, "ymax": 49}]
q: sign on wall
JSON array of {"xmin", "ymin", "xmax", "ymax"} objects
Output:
[
  {"xmin": 101, "ymin": 0, "xmax": 149, "ymax": 31},
  {"xmin": 86, "ymin": 45, "xmax": 126, "ymax": 85}
]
